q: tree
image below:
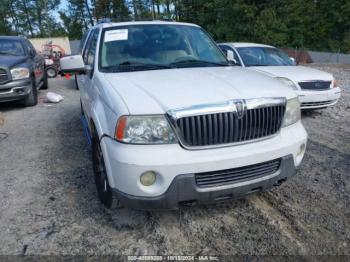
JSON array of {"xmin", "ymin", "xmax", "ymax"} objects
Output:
[
  {"xmin": 253, "ymin": 8, "xmax": 288, "ymax": 46},
  {"xmin": 0, "ymin": 0, "xmax": 348, "ymax": 52},
  {"xmin": 59, "ymin": 0, "xmax": 90, "ymax": 39},
  {"xmin": 95, "ymin": 0, "xmax": 130, "ymax": 20},
  {"xmin": 0, "ymin": 0, "xmax": 14, "ymax": 35}
]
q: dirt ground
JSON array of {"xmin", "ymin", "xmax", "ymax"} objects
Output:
[{"xmin": 0, "ymin": 64, "xmax": 349, "ymax": 258}]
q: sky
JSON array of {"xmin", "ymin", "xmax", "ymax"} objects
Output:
[
  {"xmin": 59, "ymin": 0, "xmax": 68, "ymax": 10},
  {"xmin": 52, "ymin": 0, "xmax": 68, "ymax": 22}
]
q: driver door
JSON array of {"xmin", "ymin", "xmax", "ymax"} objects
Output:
[
  {"xmin": 79, "ymin": 29, "xmax": 99, "ymax": 121},
  {"xmin": 25, "ymin": 40, "xmax": 44, "ymax": 85}
]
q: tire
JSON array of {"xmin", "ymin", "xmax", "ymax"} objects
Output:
[
  {"xmin": 46, "ymin": 67, "xmax": 58, "ymax": 78},
  {"xmin": 41, "ymin": 71, "xmax": 49, "ymax": 90},
  {"xmin": 75, "ymin": 74, "xmax": 79, "ymax": 90},
  {"xmin": 23, "ymin": 77, "xmax": 38, "ymax": 107},
  {"xmin": 92, "ymin": 131, "xmax": 121, "ymax": 209},
  {"xmin": 80, "ymin": 99, "xmax": 84, "ymax": 116}
]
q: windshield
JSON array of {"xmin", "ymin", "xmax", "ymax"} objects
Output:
[
  {"xmin": 0, "ymin": 39, "xmax": 25, "ymax": 56},
  {"xmin": 237, "ymin": 47, "xmax": 294, "ymax": 67},
  {"xmin": 100, "ymin": 24, "xmax": 229, "ymax": 72}
]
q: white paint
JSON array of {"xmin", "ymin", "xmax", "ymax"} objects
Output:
[
  {"xmin": 222, "ymin": 42, "xmax": 342, "ymax": 109},
  {"xmin": 76, "ymin": 22, "xmax": 308, "ymax": 198}
]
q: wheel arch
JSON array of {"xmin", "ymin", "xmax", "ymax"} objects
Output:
[{"xmin": 88, "ymin": 104, "xmax": 119, "ymax": 188}]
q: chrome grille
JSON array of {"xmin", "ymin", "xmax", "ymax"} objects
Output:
[
  {"xmin": 195, "ymin": 159, "xmax": 281, "ymax": 188},
  {"xmin": 299, "ymin": 81, "xmax": 331, "ymax": 90},
  {"xmin": 173, "ymin": 104, "xmax": 285, "ymax": 147},
  {"xmin": 0, "ymin": 69, "xmax": 9, "ymax": 84}
]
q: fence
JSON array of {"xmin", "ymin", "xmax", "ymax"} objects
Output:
[
  {"xmin": 308, "ymin": 51, "xmax": 350, "ymax": 64},
  {"xmin": 283, "ymin": 48, "xmax": 350, "ymax": 64},
  {"xmin": 30, "ymin": 37, "xmax": 72, "ymax": 55}
]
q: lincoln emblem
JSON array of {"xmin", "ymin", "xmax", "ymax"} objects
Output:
[{"xmin": 233, "ymin": 100, "xmax": 245, "ymax": 119}]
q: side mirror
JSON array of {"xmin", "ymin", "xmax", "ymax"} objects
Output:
[
  {"xmin": 60, "ymin": 55, "xmax": 86, "ymax": 74},
  {"xmin": 30, "ymin": 49, "xmax": 36, "ymax": 57},
  {"xmin": 227, "ymin": 50, "xmax": 235, "ymax": 61},
  {"xmin": 227, "ymin": 50, "xmax": 239, "ymax": 65},
  {"xmin": 290, "ymin": 57, "xmax": 296, "ymax": 65}
]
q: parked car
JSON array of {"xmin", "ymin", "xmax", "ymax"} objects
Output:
[
  {"xmin": 60, "ymin": 21, "xmax": 307, "ymax": 210},
  {"xmin": 218, "ymin": 43, "xmax": 342, "ymax": 109},
  {"xmin": 0, "ymin": 36, "xmax": 48, "ymax": 106}
]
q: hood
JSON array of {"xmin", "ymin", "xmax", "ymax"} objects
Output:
[
  {"xmin": 250, "ymin": 65, "xmax": 333, "ymax": 82},
  {"xmin": 0, "ymin": 55, "xmax": 27, "ymax": 69},
  {"xmin": 104, "ymin": 66, "xmax": 297, "ymax": 115}
]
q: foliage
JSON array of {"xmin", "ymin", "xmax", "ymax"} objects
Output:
[
  {"xmin": 0, "ymin": 0, "xmax": 349, "ymax": 52},
  {"xmin": 0, "ymin": 0, "xmax": 63, "ymax": 37}
]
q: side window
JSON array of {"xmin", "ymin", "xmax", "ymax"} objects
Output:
[
  {"xmin": 83, "ymin": 29, "xmax": 99, "ymax": 66},
  {"xmin": 25, "ymin": 40, "xmax": 36, "ymax": 56}
]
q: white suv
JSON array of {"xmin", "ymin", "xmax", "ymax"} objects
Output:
[
  {"xmin": 61, "ymin": 21, "xmax": 307, "ymax": 210},
  {"xmin": 218, "ymin": 43, "xmax": 342, "ymax": 110}
]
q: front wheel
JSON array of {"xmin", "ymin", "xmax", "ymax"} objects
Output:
[
  {"xmin": 74, "ymin": 74, "xmax": 79, "ymax": 90},
  {"xmin": 23, "ymin": 77, "xmax": 38, "ymax": 106},
  {"xmin": 92, "ymin": 133, "xmax": 121, "ymax": 209},
  {"xmin": 41, "ymin": 71, "xmax": 49, "ymax": 90}
]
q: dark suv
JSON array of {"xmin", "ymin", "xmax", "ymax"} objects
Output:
[{"xmin": 0, "ymin": 36, "xmax": 48, "ymax": 106}]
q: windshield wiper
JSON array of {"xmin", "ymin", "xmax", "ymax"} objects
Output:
[
  {"xmin": 103, "ymin": 61, "xmax": 174, "ymax": 72},
  {"xmin": 170, "ymin": 59, "xmax": 229, "ymax": 67},
  {"xmin": 119, "ymin": 61, "xmax": 173, "ymax": 69}
]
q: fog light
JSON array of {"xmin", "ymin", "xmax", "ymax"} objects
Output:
[
  {"xmin": 14, "ymin": 88, "xmax": 24, "ymax": 94},
  {"xmin": 140, "ymin": 171, "xmax": 156, "ymax": 186},
  {"xmin": 298, "ymin": 143, "xmax": 306, "ymax": 156}
]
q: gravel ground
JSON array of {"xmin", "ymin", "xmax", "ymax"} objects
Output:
[{"xmin": 0, "ymin": 64, "xmax": 349, "ymax": 258}]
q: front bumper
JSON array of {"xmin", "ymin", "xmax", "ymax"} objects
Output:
[
  {"xmin": 100, "ymin": 121, "xmax": 307, "ymax": 206},
  {"xmin": 0, "ymin": 79, "xmax": 32, "ymax": 102},
  {"xmin": 298, "ymin": 87, "xmax": 341, "ymax": 109},
  {"xmin": 113, "ymin": 155, "xmax": 296, "ymax": 210}
]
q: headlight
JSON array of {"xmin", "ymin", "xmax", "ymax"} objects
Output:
[
  {"xmin": 115, "ymin": 115, "xmax": 177, "ymax": 144},
  {"xmin": 275, "ymin": 77, "xmax": 298, "ymax": 90},
  {"xmin": 282, "ymin": 97, "xmax": 301, "ymax": 127},
  {"xmin": 11, "ymin": 67, "xmax": 30, "ymax": 80}
]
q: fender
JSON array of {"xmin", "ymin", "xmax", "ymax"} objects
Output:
[
  {"xmin": 89, "ymin": 97, "xmax": 118, "ymax": 140},
  {"xmin": 89, "ymin": 98, "xmax": 120, "ymax": 188}
]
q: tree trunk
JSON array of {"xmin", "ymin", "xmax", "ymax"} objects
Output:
[
  {"xmin": 36, "ymin": 2, "xmax": 43, "ymax": 36},
  {"xmin": 166, "ymin": 0, "xmax": 170, "ymax": 18},
  {"xmin": 132, "ymin": 0, "xmax": 138, "ymax": 20},
  {"xmin": 22, "ymin": 0, "xmax": 34, "ymax": 36},
  {"xmin": 151, "ymin": 0, "xmax": 156, "ymax": 19},
  {"xmin": 156, "ymin": 0, "xmax": 160, "ymax": 16},
  {"xmin": 174, "ymin": 0, "xmax": 179, "ymax": 21},
  {"xmin": 85, "ymin": 0, "xmax": 94, "ymax": 26}
]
